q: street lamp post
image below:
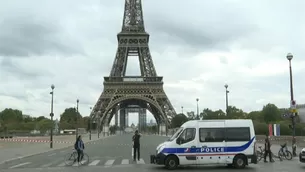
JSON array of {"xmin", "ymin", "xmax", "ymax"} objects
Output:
[
  {"xmin": 287, "ymin": 53, "xmax": 296, "ymax": 156},
  {"xmin": 50, "ymin": 84, "xmax": 55, "ymax": 149},
  {"xmin": 75, "ymin": 99, "xmax": 79, "ymax": 141},
  {"xmin": 224, "ymin": 84, "xmax": 229, "ymax": 115},
  {"xmin": 196, "ymin": 98, "xmax": 199, "ymax": 119},
  {"xmin": 181, "ymin": 106, "xmax": 184, "ymax": 114},
  {"xmin": 89, "ymin": 107, "xmax": 92, "ymax": 140}
]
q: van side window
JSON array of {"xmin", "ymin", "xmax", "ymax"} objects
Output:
[
  {"xmin": 226, "ymin": 127, "xmax": 250, "ymax": 142},
  {"xmin": 178, "ymin": 128, "xmax": 196, "ymax": 144},
  {"xmin": 199, "ymin": 128, "xmax": 225, "ymax": 142}
]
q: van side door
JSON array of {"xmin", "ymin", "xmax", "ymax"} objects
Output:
[
  {"xmin": 197, "ymin": 122, "xmax": 226, "ymax": 165},
  {"xmin": 225, "ymin": 127, "xmax": 252, "ymax": 163},
  {"xmin": 175, "ymin": 128, "xmax": 197, "ymax": 165}
]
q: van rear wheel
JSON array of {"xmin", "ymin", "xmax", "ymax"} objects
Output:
[
  {"xmin": 165, "ymin": 155, "xmax": 178, "ymax": 170},
  {"xmin": 233, "ymin": 155, "xmax": 246, "ymax": 169}
]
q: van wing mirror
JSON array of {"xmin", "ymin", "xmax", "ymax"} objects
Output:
[{"xmin": 176, "ymin": 137, "xmax": 181, "ymax": 144}]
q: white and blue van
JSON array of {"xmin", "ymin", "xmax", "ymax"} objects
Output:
[{"xmin": 150, "ymin": 119, "xmax": 257, "ymax": 169}]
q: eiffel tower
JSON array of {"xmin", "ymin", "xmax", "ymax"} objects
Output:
[{"xmin": 90, "ymin": 0, "xmax": 176, "ymax": 135}]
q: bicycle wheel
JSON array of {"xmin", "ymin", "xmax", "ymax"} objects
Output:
[
  {"xmin": 65, "ymin": 152, "xmax": 77, "ymax": 166},
  {"xmin": 284, "ymin": 151, "xmax": 293, "ymax": 160},
  {"xmin": 256, "ymin": 151, "xmax": 263, "ymax": 162},
  {"xmin": 278, "ymin": 150, "xmax": 284, "ymax": 159},
  {"xmin": 80, "ymin": 153, "xmax": 89, "ymax": 165}
]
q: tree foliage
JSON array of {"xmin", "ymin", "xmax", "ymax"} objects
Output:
[
  {"xmin": 171, "ymin": 113, "xmax": 189, "ymax": 128},
  {"xmin": 0, "ymin": 107, "xmax": 88, "ymax": 135},
  {"xmin": 59, "ymin": 107, "xmax": 87, "ymax": 130},
  {"xmin": 1, "ymin": 102, "xmax": 305, "ymax": 136},
  {"xmin": 170, "ymin": 104, "xmax": 305, "ymax": 136}
]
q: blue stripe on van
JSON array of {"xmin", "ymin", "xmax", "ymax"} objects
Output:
[{"xmin": 160, "ymin": 136, "xmax": 255, "ymax": 154}]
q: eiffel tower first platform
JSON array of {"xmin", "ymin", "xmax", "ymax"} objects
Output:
[{"xmin": 90, "ymin": 0, "xmax": 176, "ymax": 136}]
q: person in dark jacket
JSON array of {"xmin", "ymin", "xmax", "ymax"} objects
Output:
[
  {"xmin": 132, "ymin": 130, "xmax": 141, "ymax": 161},
  {"xmin": 75, "ymin": 135, "xmax": 85, "ymax": 163},
  {"xmin": 264, "ymin": 135, "xmax": 274, "ymax": 162}
]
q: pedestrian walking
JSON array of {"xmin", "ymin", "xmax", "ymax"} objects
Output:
[
  {"xmin": 132, "ymin": 130, "xmax": 141, "ymax": 161},
  {"xmin": 264, "ymin": 134, "xmax": 274, "ymax": 163}
]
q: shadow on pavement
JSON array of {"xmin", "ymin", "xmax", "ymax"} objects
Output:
[{"xmin": 150, "ymin": 165, "xmax": 257, "ymax": 171}]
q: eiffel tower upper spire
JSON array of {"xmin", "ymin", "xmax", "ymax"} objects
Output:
[{"xmin": 121, "ymin": 0, "xmax": 145, "ymax": 33}]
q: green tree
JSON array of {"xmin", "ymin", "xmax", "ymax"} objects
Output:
[
  {"xmin": 262, "ymin": 103, "xmax": 280, "ymax": 123},
  {"xmin": 59, "ymin": 107, "xmax": 82, "ymax": 129},
  {"xmin": 201, "ymin": 108, "xmax": 226, "ymax": 119},
  {"xmin": 0, "ymin": 108, "xmax": 23, "ymax": 124},
  {"xmin": 36, "ymin": 116, "xmax": 48, "ymax": 122},
  {"xmin": 37, "ymin": 119, "xmax": 53, "ymax": 133},
  {"xmin": 171, "ymin": 113, "xmax": 188, "ymax": 128},
  {"xmin": 227, "ymin": 106, "xmax": 246, "ymax": 119},
  {"xmin": 246, "ymin": 111, "xmax": 263, "ymax": 122}
]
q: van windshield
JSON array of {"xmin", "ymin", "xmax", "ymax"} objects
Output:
[{"xmin": 168, "ymin": 127, "xmax": 183, "ymax": 141}]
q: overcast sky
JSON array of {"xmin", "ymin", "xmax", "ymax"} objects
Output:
[{"xmin": 0, "ymin": 0, "xmax": 304, "ymax": 123}]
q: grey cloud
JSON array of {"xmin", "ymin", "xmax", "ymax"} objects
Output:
[
  {"xmin": 0, "ymin": 57, "xmax": 52, "ymax": 79},
  {"xmin": 0, "ymin": 92, "xmax": 27, "ymax": 101},
  {"xmin": 0, "ymin": 15, "xmax": 83, "ymax": 57}
]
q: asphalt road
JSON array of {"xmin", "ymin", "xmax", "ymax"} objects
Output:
[
  {"xmin": 0, "ymin": 134, "xmax": 168, "ymax": 170},
  {"xmin": 1, "ymin": 134, "xmax": 305, "ymax": 172}
]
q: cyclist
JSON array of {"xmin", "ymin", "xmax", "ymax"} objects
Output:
[{"xmin": 74, "ymin": 135, "xmax": 85, "ymax": 164}]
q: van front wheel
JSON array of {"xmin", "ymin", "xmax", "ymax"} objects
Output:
[
  {"xmin": 233, "ymin": 155, "xmax": 246, "ymax": 169},
  {"xmin": 165, "ymin": 156, "xmax": 178, "ymax": 170}
]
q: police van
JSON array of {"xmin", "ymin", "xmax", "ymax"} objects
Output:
[{"xmin": 150, "ymin": 119, "xmax": 257, "ymax": 169}]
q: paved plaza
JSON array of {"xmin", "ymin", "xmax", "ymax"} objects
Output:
[{"xmin": 0, "ymin": 134, "xmax": 304, "ymax": 172}]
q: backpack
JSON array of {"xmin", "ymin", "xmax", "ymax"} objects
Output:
[{"xmin": 74, "ymin": 141, "xmax": 78, "ymax": 149}]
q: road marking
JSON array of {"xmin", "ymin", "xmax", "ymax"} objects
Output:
[
  {"xmin": 41, "ymin": 162, "xmax": 53, "ymax": 168},
  {"xmin": 104, "ymin": 159, "xmax": 115, "ymax": 166},
  {"xmin": 72, "ymin": 160, "xmax": 87, "ymax": 166},
  {"xmin": 9, "ymin": 162, "xmax": 32, "ymax": 169},
  {"xmin": 60, "ymin": 150, "xmax": 66, "ymax": 153},
  {"xmin": 48, "ymin": 153, "xmax": 56, "ymax": 156},
  {"xmin": 136, "ymin": 158, "xmax": 145, "ymax": 164},
  {"xmin": 88, "ymin": 160, "xmax": 100, "ymax": 166},
  {"xmin": 57, "ymin": 162, "xmax": 66, "ymax": 167},
  {"xmin": 121, "ymin": 159, "xmax": 129, "ymax": 164}
]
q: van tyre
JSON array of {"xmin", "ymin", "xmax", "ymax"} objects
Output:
[
  {"xmin": 165, "ymin": 156, "xmax": 178, "ymax": 170},
  {"xmin": 233, "ymin": 155, "xmax": 246, "ymax": 169}
]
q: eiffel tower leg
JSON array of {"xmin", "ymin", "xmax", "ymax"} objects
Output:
[{"xmin": 120, "ymin": 109, "xmax": 126, "ymax": 132}]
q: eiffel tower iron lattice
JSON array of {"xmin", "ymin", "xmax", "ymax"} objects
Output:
[{"xmin": 90, "ymin": 0, "xmax": 176, "ymax": 135}]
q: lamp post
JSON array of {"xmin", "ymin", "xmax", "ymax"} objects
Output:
[
  {"xmin": 287, "ymin": 53, "xmax": 296, "ymax": 156},
  {"xmin": 75, "ymin": 99, "xmax": 79, "ymax": 141},
  {"xmin": 89, "ymin": 107, "xmax": 92, "ymax": 140},
  {"xmin": 196, "ymin": 98, "xmax": 199, "ymax": 119},
  {"xmin": 181, "ymin": 106, "xmax": 184, "ymax": 114},
  {"xmin": 224, "ymin": 84, "xmax": 229, "ymax": 115},
  {"xmin": 50, "ymin": 84, "xmax": 55, "ymax": 148}
]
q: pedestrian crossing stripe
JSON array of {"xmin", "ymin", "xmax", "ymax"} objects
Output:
[
  {"xmin": 121, "ymin": 159, "xmax": 129, "ymax": 164},
  {"xmin": 88, "ymin": 160, "xmax": 100, "ymax": 166},
  {"xmin": 105, "ymin": 159, "xmax": 115, "ymax": 166},
  {"xmin": 9, "ymin": 162, "xmax": 32, "ymax": 169},
  {"xmin": 7, "ymin": 158, "xmax": 147, "ymax": 169}
]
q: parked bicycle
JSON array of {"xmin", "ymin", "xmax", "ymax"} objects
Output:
[
  {"xmin": 64, "ymin": 149, "xmax": 89, "ymax": 166},
  {"xmin": 278, "ymin": 143, "xmax": 292, "ymax": 160},
  {"xmin": 256, "ymin": 145, "xmax": 282, "ymax": 162}
]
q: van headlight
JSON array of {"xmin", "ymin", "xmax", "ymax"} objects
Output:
[{"xmin": 157, "ymin": 145, "xmax": 164, "ymax": 154}]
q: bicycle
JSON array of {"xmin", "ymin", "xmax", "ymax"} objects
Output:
[
  {"xmin": 64, "ymin": 149, "xmax": 89, "ymax": 166},
  {"xmin": 278, "ymin": 143, "xmax": 292, "ymax": 160},
  {"xmin": 256, "ymin": 145, "xmax": 282, "ymax": 162}
]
